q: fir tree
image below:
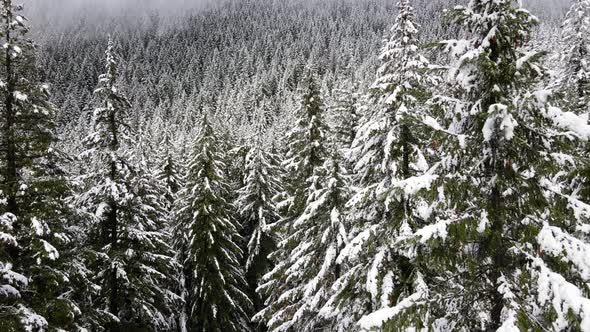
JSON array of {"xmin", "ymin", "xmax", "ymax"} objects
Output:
[
  {"xmin": 0, "ymin": 1, "xmax": 80, "ymax": 330},
  {"xmin": 258, "ymin": 153, "xmax": 350, "ymax": 332},
  {"xmin": 328, "ymin": 82, "xmax": 359, "ymax": 152},
  {"xmin": 559, "ymin": 0, "xmax": 590, "ymax": 114},
  {"xmin": 255, "ymin": 74, "xmax": 331, "ymax": 331},
  {"xmin": 173, "ymin": 115, "xmax": 252, "ymax": 332},
  {"xmin": 371, "ymin": 0, "xmax": 590, "ymax": 330},
  {"xmin": 236, "ymin": 138, "xmax": 282, "ymax": 331},
  {"xmin": 77, "ymin": 38, "xmax": 176, "ymax": 331},
  {"xmin": 156, "ymin": 128, "xmax": 183, "ymax": 212},
  {"xmin": 321, "ymin": 1, "xmax": 437, "ymax": 330}
]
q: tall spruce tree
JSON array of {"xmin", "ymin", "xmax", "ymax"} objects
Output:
[
  {"xmin": 364, "ymin": 0, "xmax": 590, "ymax": 330},
  {"xmin": 236, "ymin": 123, "xmax": 282, "ymax": 331},
  {"xmin": 559, "ymin": 0, "xmax": 590, "ymax": 114},
  {"xmin": 262, "ymin": 153, "xmax": 350, "ymax": 332},
  {"xmin": 173, "ymin": 115, "xmax": 252, "ymax": 332},
  {"xmin": 156, "ymin": 128, "xmax": 183, "ymax": 212},
  {"xmin": 0, "ymin": 1, "xmax": 80, "ymax": 330},
  {"xmin": 255, "ymin": 74, "xmax": 331, "ymax": 331},
  {"xmin": 77, "ymin": 39, "xmax": 176, "ymax": 331},
  {"xmin": 320, "ymin": 1, "xmax": 438, "ymax": 330},
  {"xmin": 329, "ymin": 82, "xmax": 359, "ymax": 152}
]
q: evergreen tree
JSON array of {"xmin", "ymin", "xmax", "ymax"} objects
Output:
[
  {"xmin": 0, "ymin": 1, "xmax": 79, "ymax": 330},
  {"xmin": 173, "ymin": 115, "xmax": 252, "ymax": 332},
  {"xmin": 328, "ymin": 82, "xmax": 359, "ymax": 152},
  {"xmin": 156, "ymin": 128, "xmax": 183, "ymax": 212},
  {"xmin": 255, "ymin": 74, "xmax": 331, "ymax": 331},
  {"xmin": 236, "ymin": 114, "xmax": 283, "ymax": 331},
  {"xmin": 559, "ymin": 0, "xmax": 590, "ymax": 113},
  {"xmin": 274, "ymin": 74, "xmax": 330, "ymax": 227},
  {"xmin": 364, "ymin": 0, "xmax": 590, "ymax": 330},
  {"xmin": 77, "ymin": 39, "xmax": 176, "ymax": 331},
  {"xmin": 259, "ymin": 153, "xmax": 350, "ymax": 332},
  {"xmin": 321, "ymin": 1, "xmax": 437, "ymax": 330}
]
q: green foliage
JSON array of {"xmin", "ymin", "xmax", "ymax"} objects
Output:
[{"xmin": 174, "ymin": 116, "xmax": 252, "ymax": 332}]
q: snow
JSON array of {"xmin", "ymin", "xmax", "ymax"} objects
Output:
[
  {"xmin": 337, "ymin": 225, "xmax": 379, "ymax": 264},
  {"xmin": 538, "ymin": 225, "xmax": 590, "ymax": 279},
  {"xmin": 31, "ymin": 217, "xmax": 45, "ymax": 236},
  {"xmin": 14, "ymin": 91, "xmax": 27, "ymax": 101},
  {"xmin": 394, "ymin": 174, "xmax": 438, "ymax": 199},
  {"xmin": 0, "ymin": 284, "xmax": 20, "ymax": 298},
  {"xmin": 414, "ymin": 217, "xmax": 454, "ymax": 243},
  {"xmin": 482, "ymin": 115, "xmax": 495, "ymax": 142},
  {"xmin": 18, "ymin": 305, "xmax": 48, "ymax": 332},
  {"xmin": 477, "ymin": 210, "xmax": 489, "ymax": 233},
  {"xmin": 496, "ymin": 309, "xmax": 520, "ymax": 332},
  {"xmin": 357, "ymin": 273, "xmax": 428, "ymax": 330},
  {"xmin": 516, "ymin": 51, "xmax": 538, "ymax": 69},
  {"xmin": 544, "ymin": 106, "xmax": 590, "ymax": 140},
  {"xmin": 40, "ymin": 239, "xmax": 60, "ymax": 261},
  {"xmin": 535, "ymin": 257, "xmax": 590, "ymax": 331},
  {"xmin": 0, "ymin": 231, "xmax": 17, "ymax": 246},
  {"xmin": 367, "ymin": 250, "xmax": 385, "ymax": 301}
]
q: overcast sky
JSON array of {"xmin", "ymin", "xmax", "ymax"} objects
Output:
[
  {"xmin": 21, "ymin": 0, "xmax": 569, "ymax": 30},
  {"xmin": 23, "ymin": 0, "xmax": 214, "ymax": 23}
]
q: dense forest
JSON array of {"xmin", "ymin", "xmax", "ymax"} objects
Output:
[{"xmin": 1, "ymin": 0, "xmax": 590, "ymax": 331}]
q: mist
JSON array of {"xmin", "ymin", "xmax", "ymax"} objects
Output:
[
  {"xmin": 23, "ymin": 0, "xmax": 216, "ymax": 33},
  {"xmin": 22, "ymin": 0, "xmax": 569, "ymax": 23}
]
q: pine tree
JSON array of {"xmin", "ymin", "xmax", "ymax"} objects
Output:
[
  {"xmin": 559, "ymin": 0, "xmax": 590, "ymax": 113},
  {"xmin": 260, "ymin": 153, "xmax": 350, "ymax": 332},
  {"xmin": 328, "ymin": 82, "xmax": 359, "ymax": 152},
  {"xmin": 156, "ymin": 128, "xmax": 183, "ymax": 211},
  {"xmin": 369, "ymin": 0, "xmax": 590, "ymax": 330},
  {"xmin": 320, "ymin": 1, "xmax": 437, "ymax": 330},
  {"xmin": 236, "ymin": 120, "xmax": 282, "ymax": 331},
  {"xmin": 0, "ymin": 1, "xmax": 80, "ymax": 330},
  {"xmin": 77, "ymin": 39, "xmax": 176, "ymax": 331},
  {"xmin": 275, "ymin": 74, "xmax": 330, "ymax": 226},
  {"xmin": 255, "ymin": 74, "xmax": 331, "ymax": 331},
  {"xmin": 173, "ymin": 115, "xmax": 252, "ymax": 332}
]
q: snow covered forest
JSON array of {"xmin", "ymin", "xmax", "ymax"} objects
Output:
[{"xmin": 2, "ymin": 0, "xmax": 590, "ymax": 330}]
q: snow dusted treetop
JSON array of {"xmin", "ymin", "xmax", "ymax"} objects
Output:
[
  {"xmin": 256, "ymin": 151, "xmax": 350, "ymax": 332},
  {"xmin": 235, "ymin": 114, "xmax": 282, "ymax": 330},
  {"xmin": 0, "ymin": 0, "xmax": 79, "ymax": 330},
  {"xmin": 237, "ymin": 111, "xmax": 281, "ymax": 274},
  {"xmin": 283, "ymin": 73, "xmax": 329, "ymax": 189},
  {"xmin": 156, "ymin": 128, "xmax": 184, "ymax": 211},
  {"xmin": 354, "ymin": 0, "xmax": 434, "ymax": 187},
  {"xmin": 174, "ymin": 114, "xmax": 252, "ymax": 332},
  {"xmin": 323, "ymin": 1, "xmax": 438, "ymax": 331},
  {"xmin": 328, "ymin": 81, "xmax": 359, "ymax": 154},
  {"xmin": 560, "ymin": 0, "xmax": 590, "ymax": 113},
  {"xmin": 78, "ymin": 39, "xmax": 177, "ymax": 330},
  {"xmin": 397, "ymin": 0, "xmax": 590, "ymax": 330},
  {"xmin": 255, "ymin": 73, "xmax": 330, "ymax": 332},
  {"xmin": 371, "ymin": 0, "xmax": 430, "ymax": 106}
]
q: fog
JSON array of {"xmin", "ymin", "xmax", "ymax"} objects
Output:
[
  {"xmin": 22, "ymin": 0, "xmax": 568, "ymax": 20},
  {"xmin": 24, "ymin": 0, "xmax": 214, "ymax": 17},
  {"xmin": 23, "ymin": 0, "xmax": 215, "ymax": 29},
  {"xmin": 20, "ymin": 0, "xmax": 569, "ymax": 34}
]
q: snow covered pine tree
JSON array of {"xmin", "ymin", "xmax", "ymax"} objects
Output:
[
  {"xmin": 321, "ymin": 0, "xmax": 438, "ymax": 330},
  {"xmin": 173, "ymin": 115, "xmax": 252, "ymax": 332},
  {"xmin": 0, "ymin": 1, "xmax": 80, "ymax": 330},
  {"xmin": 254, "ymin": 74, "xmax": 334, "ymax": 331},
  {"xmin": 77, "ymin": 38, "xmax": 177, "ymax": 331},
  {"xmin": 366, "ymin": 0, "xmax": 590, "ymax": 330},
  {"xmin": 236, "ymin": 117, "xmax": 282, "ymax": 331},
  {"xmin": 559, "ymin": 0, "xmax": 590, "ymax": 114},
  {"xmin": 156, "ymin": 128, "xmax": 184, "ymax": 212}
]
